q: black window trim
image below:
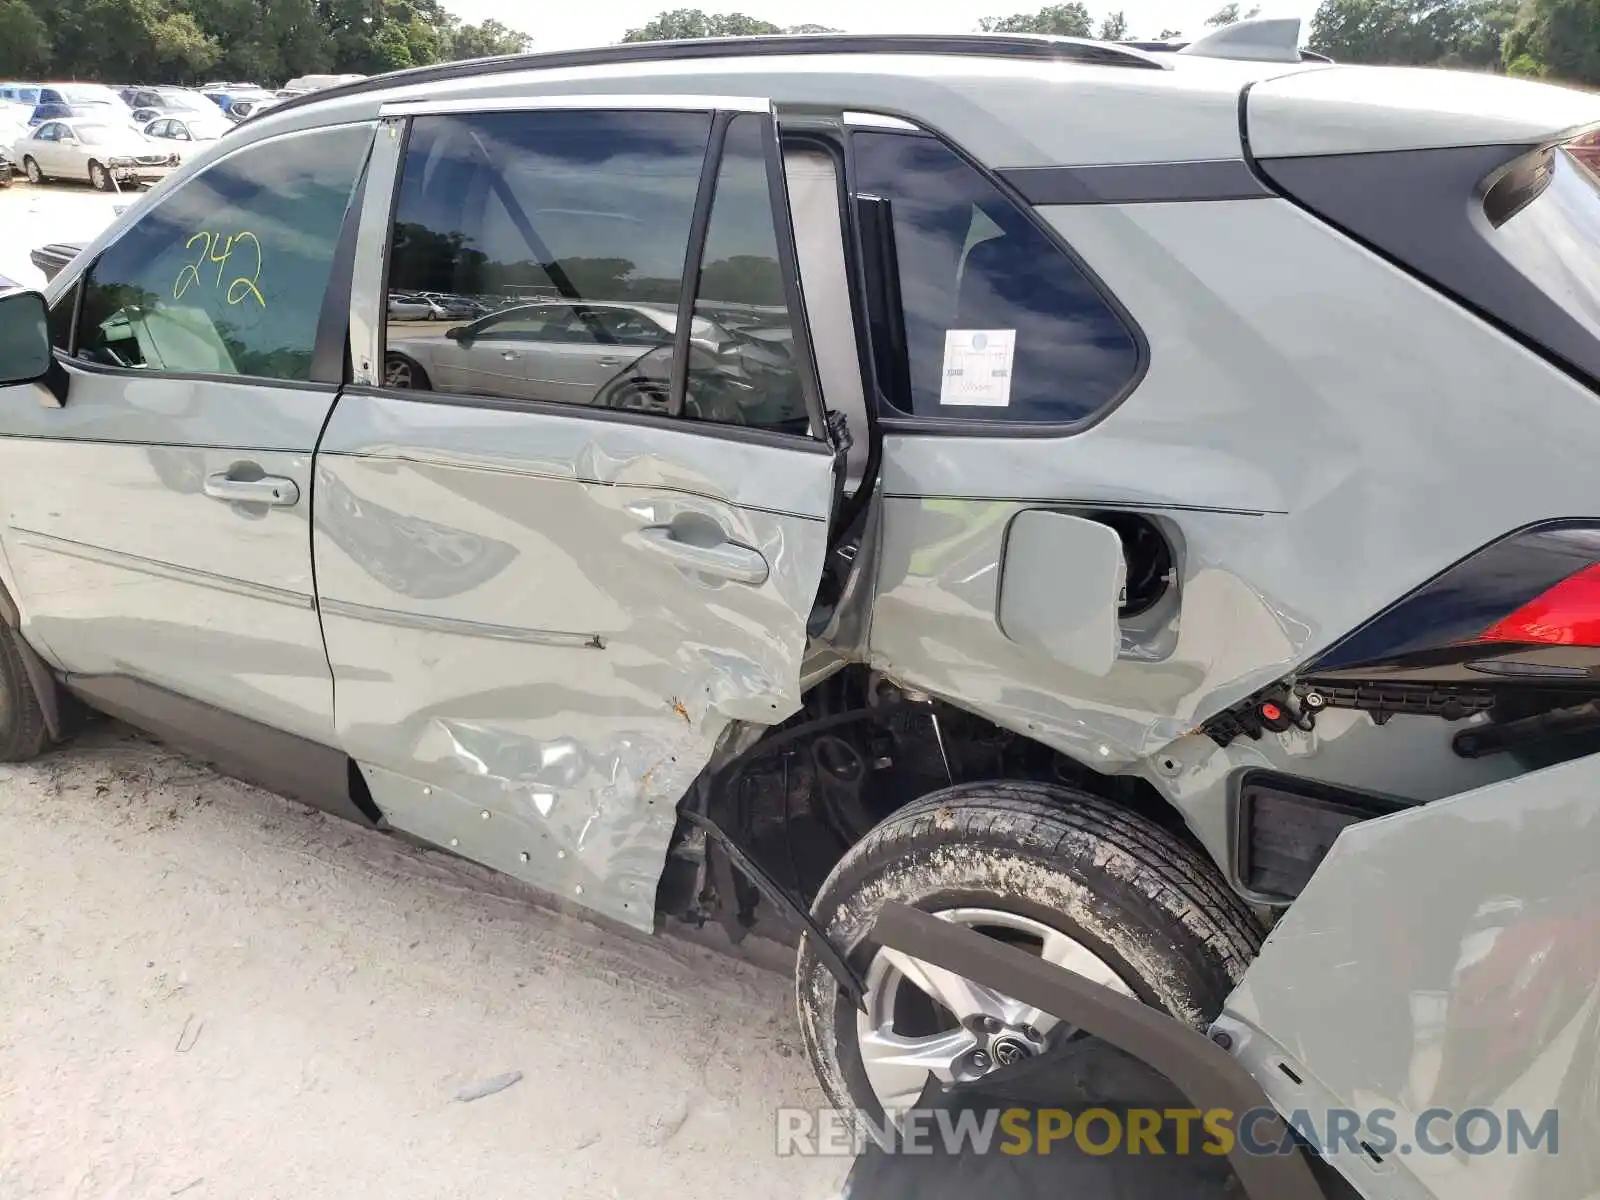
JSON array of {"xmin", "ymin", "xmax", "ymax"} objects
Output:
[
  {"xmin": 839, "ymin": 115, "xmax": 1151, "ymax": 438},
  {"xmin": 310, "ymin": 134, "xmax": 376, "ymax": 385},
  {"xmin": 370, "ymin": 103, "xmax": 833, "ymax": 447},
  {"xmin": 669, "ymin": 112, "xmax": 731, "ymax": 417},
  {"xmin": 62, "ymin": 118, "xmax": 382, "ymax": 392}
]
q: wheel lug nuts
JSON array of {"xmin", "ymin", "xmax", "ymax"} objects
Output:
[
  {"xmin": 975, "ymin": 1015, "xmax": 1001, "ymax": 1033},
  {"xmin": 1022, "ymin": 1025, "xmax": 1041, "ymax": 1041},
  {"xmin": 969, "ymin": 1050, "xmax": 991, "ymax": 1070}
]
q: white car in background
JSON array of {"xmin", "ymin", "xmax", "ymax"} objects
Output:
[
  {"xmin": 14, "ymin": 118, "xmax": 175, "ymax": 190},
  {"xmin": 141, "ymin": 113, "xmax": 233, "ymax": 162},
  {"xmin": 385, "ymin": 293, "xmax": 441, "ymax": 321}
]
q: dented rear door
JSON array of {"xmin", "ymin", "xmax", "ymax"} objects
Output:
[{"xmin": 313, "ymin": 99, "xmax": 839, "ymax": 930}]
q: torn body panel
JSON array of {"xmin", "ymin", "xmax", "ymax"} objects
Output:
[
  {"xmin": 1217, "ymin": 751, "xmax": 1600, "ymax": 1200},
  {"xmin": 312, "ymin": 393, "xmax": 835, "ymax": 929}
]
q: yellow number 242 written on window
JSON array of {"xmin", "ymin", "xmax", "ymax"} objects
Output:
[{"xmin": 173, "ymin": 230, "xmax": 266, "ymax": 308}]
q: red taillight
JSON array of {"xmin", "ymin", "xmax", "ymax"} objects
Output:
[{"xmin": 1478, "ymin": 562, "xmax": 1600, "ymax": 646}]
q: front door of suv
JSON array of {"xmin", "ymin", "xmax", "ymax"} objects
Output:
[
  {"xmin": 0, "ymin": 122, "xmax": 373, "ymax": 752},
  {"xmin": 316, "ymin": 99, "xmax": 843, "ymax": 928}
]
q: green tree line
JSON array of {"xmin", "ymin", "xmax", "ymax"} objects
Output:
[
  {"xmin": 624, "ymin": 4, "xmax": 1204, "ymax": 42},
  {"xmin": 1306, "ymin": 0, "xmax": 1600, "ymax": 85},
  {"xmin": 0, "ymin": 0, "xmax": 533, "ymax": 84},
  {"xmin": 7, "ymin": 0, "xmax": 1598, "ymax": 93},
  {"xmin": 628, "ymin": 3, "xmax": 1600, "ymax": 90}
]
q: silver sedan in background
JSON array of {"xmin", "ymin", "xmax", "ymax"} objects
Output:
[
  {"xmin": 14, "ymin": 118, "xmax": 174, "ymax": 190},
  {"xmin": 141, "ymin": 113, "xmax": 233, "ymax": 163}
]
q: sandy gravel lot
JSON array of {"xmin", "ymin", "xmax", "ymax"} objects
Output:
[{"xmin": 0, "ymin": 725, "xmax": 847, "ymax": 1200}]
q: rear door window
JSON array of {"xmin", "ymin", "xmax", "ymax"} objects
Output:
[
  {"xmin": 383, "ymin": 107, "xmax": 814, "ymax": 433},
  {"xmin": 850, "ymin": 129, "xmax": 1141, "ymax": 425}
]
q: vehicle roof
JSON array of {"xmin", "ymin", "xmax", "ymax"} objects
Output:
[
  {"xmin": 245, "ymin": 33, "xmax": 1316, "ymax": 169},
  {"xmin": 1248, "ymin": 65, "xmax": 1600, "ymax": 156}
]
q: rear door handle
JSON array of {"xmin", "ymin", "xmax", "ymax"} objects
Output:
[
  {"xmin": 500, "ymin": 351, "xmax": 519, "ymax": 361},
  {"xmin": 636, "ymin": 525, "xmax": 769, "ymax": 585},
  {"xmin": 203, "ymin": 470, "xmax": 300, "ymax": 507},
  {"xmin": 596, "ymin": 356, "xmax": 622, "ymax": 367}
]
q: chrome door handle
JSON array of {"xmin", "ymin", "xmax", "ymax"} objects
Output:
[
  {"xmin": 596, "ymin": 356, "xmax": 622, "ymax": 367},
  {"xmin": 636, "ymin": 526, "xmax": 769, "ymax": 585},
  {"xmin": 203, "ymin": 471, "xmax": 300, "ymax": 507},
  {"xmin": 500, "ymin": 351, "xmax": 519, "ymax": 361}
]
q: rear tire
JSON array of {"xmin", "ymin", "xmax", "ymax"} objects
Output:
[
  {"xmin": 88, "ymin": 160, "xmax": 110, "ymax": 191},
  {"xmin": 795, "ymin": 781, "xmax": 1263, "ymax": 1123},
  {"xmin": 0, "ymin": 627, "xmax": 51, "ymax": 762},
  {"xmin": 23, "ymin": 156, "xmax": 43, "ymax": 184}
]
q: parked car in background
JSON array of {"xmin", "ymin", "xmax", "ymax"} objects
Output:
[
  {"xmin": 142, "ymin": 113, "xmax": 233, "ymax": 161},
  {"xmin": 0, "ymin": 146, "xmax": 14, "ymax": 187},
  {"xmin": 385, "ymin": 293, "xmax": 441, "ymax": 321},
  {"xmin": 226, "ymin": 95, "xmax": 279, "ymax": 121},
  {"xmin": 414, "ymin": 291, "xmax": 486, "ymax": 319},
  {"xmin": 14, "ymin": 118, "xmax": 174, "ymax": 189},
  {"xmin": 385, "ymin": 299, "xmax": 733, "ymax": 408},
  {"xmin": 123, "ymin": 86, "xmax": 216, "ymax": 125},
  {"xmin": 34, "ymin": 84, "xmax": 131, "ymax": 114},
  {"xmin": 283, "ymin": 73, "xmax": 367, "ymax": 92},
  {"xmin": 0, "ymin": 101, "xmax": 30, "ymax": 137},
  {"xmin": 0, "ymin": 83, "xmax": 41, "ymax": 105},
  {"xmin": 202, "ymin": 88, "xmax": 278, "ymax": 120}
]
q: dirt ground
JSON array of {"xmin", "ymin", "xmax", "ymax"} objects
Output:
[{"xmin": 0, "ymin": 724, "xmax": 848, "ymax": 1199}]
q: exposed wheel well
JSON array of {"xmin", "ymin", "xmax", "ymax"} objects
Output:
[{"xmin": 662, "ymin": 664, "xmax": 1197, "ymax": 939}]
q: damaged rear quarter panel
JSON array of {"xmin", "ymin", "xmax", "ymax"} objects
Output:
[{"xmin": 312, "ymin": 394, "xmax": 835, "ymax": 930}]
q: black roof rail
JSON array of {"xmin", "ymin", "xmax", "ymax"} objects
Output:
[{"xmin": 255, "ymin": 33, "xmax": 1165, "ymax": 124}]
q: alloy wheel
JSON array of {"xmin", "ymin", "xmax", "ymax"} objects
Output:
[
  {"xmin": 384, "ymin": 356, "xmax": 415, "ymax": 388},
  {"xmin": 856, "ymin": 907, "xmax": 1135, "ymax": 1116}
]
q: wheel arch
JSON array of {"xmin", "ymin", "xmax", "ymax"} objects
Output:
[{"xmin": 0, "ymin": 576, "xmax": 66, "ymax": 743}]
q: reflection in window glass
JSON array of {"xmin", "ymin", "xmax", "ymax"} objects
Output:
[
  {"xmin": 680, "ymin": 114, "xmax": 809, "ymax": 432},
  {"xmin": 48, "ymin": 283, "xmax": 76, "ymax": 352},
  {"xmin": 851, "ymin": 130, "xmax": 1140, "ymax": 424},
  {"xmin": 383, "ymin": 110, "xmax": 710, "ymax": 411},
  {"xmin": 75, "ymin": 124, "xmax": 369, "ymax": 381},
  {"xmin": 1489, "ymin": 139, "xmax": 1600, "ymax": 346}
]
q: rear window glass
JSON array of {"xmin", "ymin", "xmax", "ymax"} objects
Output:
[
  {"xmin": 850, "ymin": 129, "xmax": 1141, "ymax": 424},
  {"xmin": 1485, "ymin": 134, "xmax": 1600, "ymax": 344}
]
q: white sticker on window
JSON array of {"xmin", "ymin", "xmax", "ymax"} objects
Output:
[{"xmin": 939, "ymin": 329, "xmax": 1015, "ymax": 407}]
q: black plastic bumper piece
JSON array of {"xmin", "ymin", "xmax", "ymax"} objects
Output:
[{"xmin": 870, "ymin": 901, "xmax": 1330, "ymax": 1200}]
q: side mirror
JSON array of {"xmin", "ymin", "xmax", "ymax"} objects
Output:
[
  {"xmin": 0, "ymin": 290, "xmax": 52, "ymax": 387},
  {"xmin": 444, "ymin": 326, "xmax": 467, "ymax": 343}
]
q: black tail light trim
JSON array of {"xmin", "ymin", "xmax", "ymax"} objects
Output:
[{"xmin": 1307, "ymin": 519, "xmax": 1600, "ymax": 674}]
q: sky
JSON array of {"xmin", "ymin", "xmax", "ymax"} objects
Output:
[{"xmin": 441, "ymin": 0, "xmax": 1322, "ymax": 50}]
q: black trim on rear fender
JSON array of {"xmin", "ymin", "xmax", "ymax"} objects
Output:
[
  {"xmin": 64, "ymin": 674, "xmax": 381, "ymax": 826},
  {"xmin": 1001, "ymin": 159, "xmax": 1271, "ymax": 204},
  {"xmin": 1251, "ymin": 139, "xmax": 1600, "ymax": 392}
]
